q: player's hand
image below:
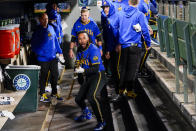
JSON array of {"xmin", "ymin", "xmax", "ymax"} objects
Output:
[
  {"xmin": 146, "ymin": 46, "xmax": 152, "ymax": 51},
  {"xmin": 115, "ymin": 44, "xmax": 121, "ymax": 53},
  {"xmin": 148, "ymin": 25, "xmax": 153, "ymax": 35},
  {"xmin": 69, "ymin": 49, "xmax": 74, "ymax": 59},
  {"xmin": 105, "ymin": 52, "xmax": 110, "ymax": 60},
  {"xmin": 75, "ymin": 66, "xmax": 85, "ymax": 74}
]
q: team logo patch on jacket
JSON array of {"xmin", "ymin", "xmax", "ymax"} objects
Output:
[
  {"xmin": 48, "ymin": 32, "xmax": 52, "ymax": 37},
  {"xmin": 118, "ymin": 6, "xmax": 122, "ymax": 11},
  {"xmin": 93, "ymin": 56, "xmax": 98, "ymax": 61},
  {"xmin": 48, "ymin": 32, "xmax": 52, "ymax": 40}
]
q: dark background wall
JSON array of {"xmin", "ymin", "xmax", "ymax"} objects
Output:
[
  {"xmin": 0, "ymin": 0, "xmax": 102, "ymax": 68},
  {"xmin": 0, "ymin": 2, "xmax": 33, "ymax": 18},
  {"xmin": 0, "ymin": 0, "xmax": 102, "ymax": 39}
]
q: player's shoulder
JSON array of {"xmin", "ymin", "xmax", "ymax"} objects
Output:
[
  {"xmin": 89, "ymin": 17, "xmax": 98, "ymax": 25},
  {"xmin": 48, "ymin": 25, "xmax": 55, "ymax": 32},
  {"xmin": 89, "ymin": 44, "xmax": 99, "ymax": 51},
  {"xmin": 89, "ymin": 43, "xmax": 98, "ymax": 50},
  {"xmin": 73, "ymin": 17, "xmax": 82, "ymax": 26}
]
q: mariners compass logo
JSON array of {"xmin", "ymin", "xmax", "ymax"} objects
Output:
[{"xmin": 13, "ymin": 74, "xmax": 31, "ymax": 90}]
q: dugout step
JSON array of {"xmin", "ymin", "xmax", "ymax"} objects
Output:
[{"xmin": 147, "ymin": 46, "xmax": 196, "ymax": 130}]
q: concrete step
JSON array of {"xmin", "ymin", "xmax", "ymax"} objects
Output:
[
  {"xmin": 148, "ymin": 58, "xmax": 194, "ymax": 103},
  {"xmin": 151, "ymin": 46, "xmax": 195, "ymax": 91},
  {"xmin": 127, "ymin": 99, "xmax": 150, "ymax": 131},
  {"xmin": 138, "ymin": 78, "xmax": 195, "ymax": 131},
  {"xmin": 106, "ymin": 86, "xmax": 125, "ymax": 131},
  {"xmin": 147, "ymin": 46, "xmax": 196, "ymax": 129},
  {"xmin": 109, "ymin": 102, "xmax": 122, "ymax": 131},
  {"xmin": 110, "ymin": 82, "xmax": 168, "ymax": 131}
]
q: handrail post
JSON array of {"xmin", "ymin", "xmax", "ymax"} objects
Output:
[
  {"xmin": 191, "ymin": 31, "xmax": 196, "ymax": 111},
  {"xmin": 183, "ymin": 64, "xmax": 188, "ymax": 103},
  {"xmin": 184, "ymin": 24, "xmax": 193, "ymax": 74},
  {"xmin": 172, "ymin": 21, "xmax": 181, "ymax": 93},
  {"xmin": 164, "ymin": 18, "xmax": 171, "ymax": 57},
  {"xmin": 194, "ymin": 75, "xmax": 196, "ymax": 112},
  {"xmin": 157, "ymin": 16, "xmax": 164, "ymax": 52},
  {"xmin": 175, "ymin": 62, "xmax": 180, "ymax": 93}
]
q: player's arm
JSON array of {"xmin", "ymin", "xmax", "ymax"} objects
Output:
[
  {"xmin": 69, "ymin": 23, "xmax": 77, "ymax": 58},
  {"xmin": 70, "ymin": 35, "xmax": 77, "ymax": 49},
  {"xmin": 93, "ymin": 22, "xmax": 103, "ymax": 48},
  {"xmin": 96, "ymin": 34, "xmax": 102, "ymax": 48},
  {"xmin": 69, "ymin": 36, "xmax": 77, "ymax": 58},
  {"xmin": 139, "ymin": 13, "xmax": 151, "ymax": 50}
]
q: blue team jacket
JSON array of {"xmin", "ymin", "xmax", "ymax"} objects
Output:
[
  {"xmin": 49, "ymin": 21, "xmax": 62, "ymax": 44},
  {"xmin": 46, "ymin": 9, "xmax": 62, "ymax": 44},
  {"xmin": 113, "ymin": 5, "xmax": 151, "ymax": 48},
  {"xmin": 112, "ymin": 0, "xmax": 129, "ymax": 12},
  {"xmin": 71, "ymin": 17, "xmax": 101, "ymax": 45},
  {"xmin": 151, "ymin": 0, "xmax": 157, "ymax": 8},
  {"xmin": 57, "ymin": 13, "xmax": 63, "ymax": 40},
  {"xmin": 101, "ymin": 1, "xmax": 118, "ymax": 52},
  {"xmin": 149, "ymin": 2, "xmax": 158, "ymax": 15},
  {"xmin": 31, "ymin": 25, "xmax": 62, "ymax": 62},
  {"xmin": 138, "ymin": 0, "xmax": 150, "ymax": 21},
  {"xmin": 76, "ymin": 43, "xmax": 105, "ymax": 72}
]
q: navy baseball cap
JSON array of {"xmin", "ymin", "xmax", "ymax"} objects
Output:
[{"xmin": 81, "ymin": 6, "xmax": 90, "ymax": 10}]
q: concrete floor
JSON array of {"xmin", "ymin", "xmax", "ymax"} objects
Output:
[
  {"xmin": 2, "ymin": 110, "xmax": 48, "ymax": 131},
  {"xmin": 48, "ymin": 69, "xmax": 97, "ymax": 131},
  {"xmin": 1, "ymin": 69, "xmax": 98, "ymax": 131}
]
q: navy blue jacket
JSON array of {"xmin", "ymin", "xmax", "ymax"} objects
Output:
[{"xmin": 101, "ymin": 0, "xmax": 119, "ymax": 52}]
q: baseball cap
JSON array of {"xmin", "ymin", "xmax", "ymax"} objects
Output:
[{"xmin": 81, "ymin": 6, "xmax": 90, "ymax": 11}]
